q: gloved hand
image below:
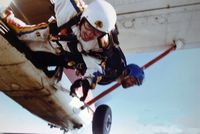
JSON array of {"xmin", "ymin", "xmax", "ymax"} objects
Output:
[
  {"xmin": 76, "ymin": 63, "xmax": 87, "ymax": 76},
  {"xmin": 70, "ymin": 79, "xmax": 90, "ymax": 101}
]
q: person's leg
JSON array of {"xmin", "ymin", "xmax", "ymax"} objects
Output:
[
  {"xmin": 30, "ymin": 51, "xmax": 78, "ymax": 70},
  {"xmin": 30, "ymin": 51, "xmax": 66, "ymax": 68},
  {"xmin": 2, "ymin": 10, "xmax": 48, "ymax": 35}
]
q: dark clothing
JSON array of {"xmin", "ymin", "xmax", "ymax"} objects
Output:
[{"xmin": 98, "ymin": 46, "xmax": 126, "ymax": 85}]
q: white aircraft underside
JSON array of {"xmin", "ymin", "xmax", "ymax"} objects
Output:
[{"xmin": 113, "ymin": 0, "xmax": 200, "ymax": 53}]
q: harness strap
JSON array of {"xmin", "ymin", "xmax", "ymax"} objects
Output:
[{"xmin": 58, "ymin": 13, "xmax": 82, "ymax": 31}]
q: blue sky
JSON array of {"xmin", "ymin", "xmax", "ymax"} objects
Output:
[{"xmin": 0, "ymin": 47, "xmax": 200, "ymax": 134}]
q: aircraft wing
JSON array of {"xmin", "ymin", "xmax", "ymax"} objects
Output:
[{"xmin": 114, "ymin": 0, "xmax": 200, "ymax": 53}]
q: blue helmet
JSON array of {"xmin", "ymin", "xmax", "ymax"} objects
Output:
[{"xmin": 121, "ymin": 64, "xmax": 144, "ymax": 88}]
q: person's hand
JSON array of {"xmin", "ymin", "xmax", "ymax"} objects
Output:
[
  {"xmin": 79, "ymin": 79, "xmax": 90, "ymax": 101},
  {"xmin": 75, "ymin": 63, "xmax": 87, "ymax": 76},
  {"xmin": 70, "ymin": 79, "xmax": 90, "ymax": 102},
  {"xmin": 70, "ymin": 79, "xmax": 81, "ymax": 97}
]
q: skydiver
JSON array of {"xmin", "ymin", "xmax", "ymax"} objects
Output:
[{"xmin": 1, "ymin": 0, "xmax": 145, "ymax": 101}]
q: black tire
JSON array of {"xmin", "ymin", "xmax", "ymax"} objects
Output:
[{"xmin": 92, "ymin": 104, "xmax": 112, "ymax": 134}]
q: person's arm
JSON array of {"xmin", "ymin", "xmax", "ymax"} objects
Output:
[
  {"xmin": 54, "ymin": 0, "xmax": 86, "ymax": 27},
  {"xmin": 70, "ymin": 54, "xmax": 105, "ymax": 101},
  {"xmin": 70, "ymin": 71, "xmax": 103, "ymax": 101}
]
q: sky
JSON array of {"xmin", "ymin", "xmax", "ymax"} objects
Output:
[{"xmin": 0, "ymin": 47, "xmax": 200, "ymax": 134}]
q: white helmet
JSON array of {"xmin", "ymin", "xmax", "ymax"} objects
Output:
[{"xmin": 81, "ymin": 0, "xmax": 117, "ymax": 33}]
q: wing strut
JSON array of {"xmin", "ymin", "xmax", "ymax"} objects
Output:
[{"xmin": 80, "ymin": 40, "xmax": 183, "ymax": 110}]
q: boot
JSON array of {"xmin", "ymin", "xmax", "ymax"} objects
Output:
[{"xmin": 2, "ymin": 10, "xmax": 48, "ymax": 34}]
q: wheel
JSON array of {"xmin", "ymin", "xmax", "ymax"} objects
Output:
[{"xmin": 92, "ymin": 104, "xmax": 112, "ymax": 134}]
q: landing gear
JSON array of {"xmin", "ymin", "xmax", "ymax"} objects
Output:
[
  {"xmin": 48, "ymin": 123, "xmax": 68, "ymax": 134},
  {"xmin": 92, "ymin": 104, "xmax": 112, "ymax": 134}
]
